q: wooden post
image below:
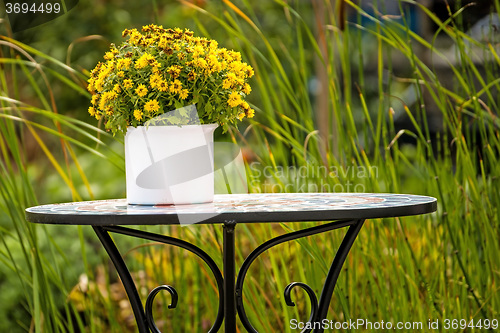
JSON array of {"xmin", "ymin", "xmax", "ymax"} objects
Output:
[{"xmin": 312, "ymin": 0, "xmax": 342, "ymax": 164}]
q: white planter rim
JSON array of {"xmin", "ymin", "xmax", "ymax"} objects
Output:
[{"xmin": 127, "ymin": 123, "xmax": 218, "ymax": 130}]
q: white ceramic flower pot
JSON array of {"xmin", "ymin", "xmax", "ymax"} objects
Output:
[{"xmin": 125, "ymin": 124, "xmax": 218, "ymax": 205}]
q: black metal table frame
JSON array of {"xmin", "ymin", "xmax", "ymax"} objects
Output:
[
  {"xmin": 92, "ymin": 218, "xmax": 364, "ymax": 333},
  {"xmin": 26, "ymin": 193, "xmax": 437, "ymax": 332}
]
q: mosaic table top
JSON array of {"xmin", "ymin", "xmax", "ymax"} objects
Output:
[{"xmin": 26, "ymin": 193, "xmax": 437, "ymax": 226}]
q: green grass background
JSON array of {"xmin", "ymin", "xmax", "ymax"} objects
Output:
[{"xmin": 0, "ymin": 0, "xmax": 498, "ymax": 332}]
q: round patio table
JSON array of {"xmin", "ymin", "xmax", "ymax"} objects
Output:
[{"xmin": 26, "ymin": 192, "xmax": 437, "ymax": 333}]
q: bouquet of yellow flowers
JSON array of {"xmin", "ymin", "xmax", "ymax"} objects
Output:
[{"xmin": 87, "ymin": 24, "xmax": 255, "ymax": 135}]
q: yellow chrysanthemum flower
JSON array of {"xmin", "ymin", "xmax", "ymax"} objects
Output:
[
  {"xmin": 207, "ymin": 54, "xmax": 220, "ymax": 68},
  {"xmin": 123, "ymin": 79, "xmax": 133, "ymax": 89},
  {"xmin": 117, "ymin": 58, "xmax": 132, "ymax": 70},
  {"xmin": 169, "ymin": 79, "xmax": 182, "ymax": 94},
  {"xmin": 88, "ymin": 106, "xmax": 96, "ymax": 116},
  {"xmin": 135, "ymin": 57, "xmax": 148, "ymax": 70},
  {"xmin": 150, "ymin": 73, "xmax": 162, "ymax": 89},
  {"xmin": 179, "ymin": 89, "xmax": 189, "ymax": 100},
  {"xmin": 238, "ymin": 113, "xmax": 245, "ymax": 121},
  {"xmin": 134, "ymin": 109, "xmax": 143, "ymax": 121},
  {"xmin": 99, "ymin": 97, "xmax": 107, "ymax": 110},
  {"xmin": 229, "ymin": 50, "xmax": 242, "ymax": 62},
  {"xmin": 242, "ymin": 83, "xmax": 251, "ymax": 95},
  {"xmin": 105, "ymin": 60, "xmax": 116, "ymax": 71},
  {"xmin": 103, "ymin": 52, "xmax": 114, "ymax": 60},
  {"xmin": 223, "ymin": 72, "xmax": 238, "ymax": 89},
  {"xmin": 143, "ymin": 38, "xmax": 155, "ymax": 47},
  {"xmin": 193, "ymin": 45, "xmax": 205, "ymax": 58},
  {"xmin": 95, "ymin": 77, "xmax": 105, "ymax": 91},
  {"xmin": 152, "ymin": 65, "xmax": 161, "ymax": 74},
  {"xmin": 135, "ymin": 84, "xmax": 148, "ymax": 97},
  {"xmin": 209, "ymin": 40, "xmax": 218, "ymax": 50},
  {"xmin": 228, "ymin": 61, "xmax": 244, "ymax": 73},
  {"xmin": 195, "ymin": 58, "xmax": 207, "ymax": 70},
  {"xmin": 222, "ymin": 79, "xmax": 232, "ymax": 90},
  {"xmin": 167, "ymin": 65, "xmax": 182, "ymax": 79},
  {"xmin": 144, "ymin": 100, "xmax": 160, "ymax": 113},
  {"xmin": 246, "ymin": 108, "xmax": 255, "ymax": 118},
  {"xmin": 158, "ymin": 36, "xmax": 168, "ymax": 49},
  {"xmin": 218, "ymin": 48, "xmax": 228, "ymax": 58},
  {"xmin": 107, "ymin": 91, "xmax": 118, "ymax": 100},
  {"xmin": 129, "ymin": 30, "xmax": 142, "ymax": 45},
  {"xmin": 227, "ymin": 91, "xmax": 242, "ymax": 108},
  {"xmin": 99, "ymin": 91, "xmax": 117, "ymax": 109},
  {"xmin": 158, "ymin": 80, "xmax": 169, "ymax": 92},
  {"xmin": 188, "ymin": 71, "xmax": 197, "ymax": 81},
  {"xmin": 87, "ymin": 78, "xmax": 96, "ymax": 93},
  {"xmin": 245, "ymin": 65, "xmax": 255, "ymax": 78},
  {"xmin": 135, "ymin": 53, "xmax": 155, "ymax": 70}
]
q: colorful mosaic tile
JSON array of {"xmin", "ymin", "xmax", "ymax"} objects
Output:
[{"xmin": 26, "ymin": 193, "xmax": 437, "ymax": 225}]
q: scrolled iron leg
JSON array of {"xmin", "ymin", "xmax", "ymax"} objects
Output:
[
  {"xmin": 314, "ymin": 219, "xmax": 364, "ymax": 332},
  {"xmin": 93, "ymin": 226, "xmax": 150, "ymax": 333},
  {"xmin": 146, "ymin": 285, "xmax": 178, "ymax": 333},
  {"xmin": 92, "ymin": 225, "xmax": 224, "ymax": 333},
  {"xmin": 284, "ymin": 282, "xmax": 318, "ymax": 333},
  {"xmin": 235, "ymin": 219, "xmax": 365, "ymax": 333}
]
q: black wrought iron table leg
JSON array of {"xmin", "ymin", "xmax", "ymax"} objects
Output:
[
  {"xmin": 223, "ymin": 222, "xmax": 237, "ymax": 332},
  {"xmin": 92, "ymin": 225, "xmax": 225, "ymax": 333},
  {"xmin": 93, "ymin": 226, "xmax": 150, "ymax": 333},
  {"xmin": 93, "ymin": 220, "xmax": 364, "ymax": 333},
  {"xmin": 235, "ymin": 219, "xmax": 365, "ymax": 333},
  {"xmin": 314, "ymin": 219, "xmax": 364, "ymax": 333}
]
